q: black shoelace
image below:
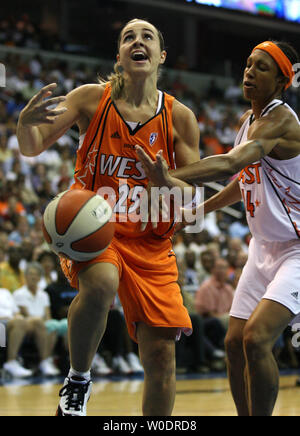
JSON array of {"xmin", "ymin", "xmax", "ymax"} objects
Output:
[{"xmin": 59, "ymin": 379, "xmax": 90, "ymax": 411}]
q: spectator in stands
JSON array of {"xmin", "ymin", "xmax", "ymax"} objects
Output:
[
  {"xmin": 96, "ymin": 308, "xmax": 131, "ymax": 376},
  {"xmin": 37, "ymin": 250, "xmax": 58, "ymax": 290},
  {"xmin": 172, "ymin": 231, "xmax": 187, "ymax": 262},
  {"xmin": 19, "ymin": 239, "xmax": 34, "ymax": 271},
  {"xmin": 96, "ymin": 296, "xmax": 144, "ymax": 376},
  {"xmin": 5, "ymin": 92, "xmax": 26, "ymax": 118},
  {"xmin": 0, "ymin": 132, "xmax": 13, "ymax": 167},
  {"xmin": 224, "ymin": 78, "xmax": 243, "ymax": 103},
  {"xmin": 15, "ymin": 173, "xmax": 39, "ymax": 209},
  {"xmin": 0, "ymin": 245, "xmax": 6, "ymax": 265},
  {"xmin": 0, "ymin": 245, "xmax": 25, "ymax": 292},
  {"xmin": 45, "ymin": 267, "xmax": 76, "ymax": 322},
  {"xmin": 176, "ymin": 262, "xmax": 222, "ymax": 373},
  {"xmin": 0, "ymin": 287, "xmax": 33, "ymax": 377},
  {"xmin": 228, "ymin": 215, "xmax": 250, "ymax": 240},
  {"xmin": 13, "ymin": 261, "xmax": 60, "ymax": 376},
  {"xmin": 30, "ymin": 163, "xmax": 48, "ymax": 195},
  {"xmin": 195, "ymin": 258, "xmax": 234, "ymax": 330},
  {"xmin": 0, "ymin": 230, "xmax": 9, "ymax": 250},
  {"xmin": 8, "ymin": 214, "xmax": 30, "ymax": 245},
  {"xmin": 188, "ymin": 231, "xmax": 211, "ymax": 260},
  {"xmin": 45, "ymin": 268, "xmax": 77, "ymax": 373},
  {"xmin": 184, "ymin": 250, "xmax": 199, "ymax": 290},
  {"xmin": 204, "ymin": 99, "xmax": 223, "ymax": 124},
  {"xmin": 228, "ymin": 250, "xmax": 248, "ymax": 288},
  {"xmin": 0, "ymin": 194, "xmax": 26, "ymax": 232},
  {"xmin": 194, "ymin": 258, "xmax": 234, "ymax": 365},
  {"xmin": 176, "ymin": 283, "xmax": 209, "ymax": 374},
  {"xmin": 198, "ymin": 249, "xmax": 216, "ymax": 286}
]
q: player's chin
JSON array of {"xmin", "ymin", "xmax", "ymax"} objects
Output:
[{"xmin": 243, "ymin": 88, "xmax": 256, "ymax": 101}]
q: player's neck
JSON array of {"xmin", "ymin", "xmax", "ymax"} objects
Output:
[
  {"xmin": 251, "ymin": 94, "xmax": 280, "ymax": 120},
  {"xmin": 122, "ymin": 75, "xmax": 158, "ymax": 108}
]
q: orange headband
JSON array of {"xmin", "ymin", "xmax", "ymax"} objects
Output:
[{"xmin": 252, "ymin": 41, "xmax": 294, "ymax": 90}]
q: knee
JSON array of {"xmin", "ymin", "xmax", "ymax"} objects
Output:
[
  {"xmin": 10, "ymin": 317, "xmax": 27, "ymax": 330},
  {"xmin": 243, "ymin": 325, "xmax": 270, "ymax": 362},
  {"xmin": 142, "ymin": 343, "xmax": 175, "ymax": 381},
  {"xmin": 225, "ymin": 332, "xmax": 243, "ymax": 360},
  {"xmin": 27, "ymin": 317, "xmax": 47, "ymax": 334},
  {"xmin": 78, "ymin": 264, "xmax": 118, "ymax": 309}
]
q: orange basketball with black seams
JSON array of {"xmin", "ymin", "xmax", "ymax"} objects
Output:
[{"xmin": 42, "ymin": 189, "xmax": 115, "ymax": 262}]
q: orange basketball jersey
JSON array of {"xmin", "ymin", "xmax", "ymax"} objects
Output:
[{"xmin": 72, "ymin": 83, "xmax": 176, "ymax": 239}]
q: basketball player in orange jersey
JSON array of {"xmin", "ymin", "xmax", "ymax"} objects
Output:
[
  {"xmin": 137, "ymin": 40, "xmax": 300, "ymax": 416},
  {"xmin": 16, "ymin": 19, "xmax": 201, "ymax": 416}
]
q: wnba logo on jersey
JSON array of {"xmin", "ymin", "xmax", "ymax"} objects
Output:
[
  {"xmin": 149, "ymin": 132, "xmax": 158, "ymax": 147},
  {"xmin": 0, "ymin": 322, "xmax": 6, "ymax": 347}
]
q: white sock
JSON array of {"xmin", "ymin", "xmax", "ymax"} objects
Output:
[{"xmin": 68, "ymin": 367, "xmax": 91, "ymax": 382}]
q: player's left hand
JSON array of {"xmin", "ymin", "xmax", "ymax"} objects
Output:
[
  {"xmin": 136, "ymin": 146, "xmax": 175, "ymax": 231},
  {"xmin": 136, "ymin": 145, "xmax": 175, "ymax": 188},
  {"xmin": 138, "ymin": 181, "xmax": 169, "ymax": 231}
]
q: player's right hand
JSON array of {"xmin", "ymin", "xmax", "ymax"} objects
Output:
[{"xmin": 19, "ymin": 83, "xmax": 67, "ymax": 126}]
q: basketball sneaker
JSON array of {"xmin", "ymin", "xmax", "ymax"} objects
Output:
[
  {"xmin": 91, "ymin": 353, "xmax": 113, "ymax": 376},
  {"xmin": 3, "ymin": 360, "xmax": 33, "ymax": 378},
  {"xmin": 112, "ymin": 355, "xmax": 132, "ymax": 375},
  {"xmin": 56, "ymin": 377, "xmax": 92, "ymax": 416},
  {"xmin": 39, "ymin": 357, "xmax": 60, "ymax": 376},
  {"xmin": 126, "ymin": 352, "xmax": 144, "ymax": 373}
]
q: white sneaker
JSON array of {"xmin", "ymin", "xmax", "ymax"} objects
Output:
[
  {"xmin": 3, "ymin": 360, "xmax": 33, "ymax": 378},
  {"xmin": 126, "ymin": 353, "xmax": 144, "ymax": 373},
  {"xmin": 39, "ymin": 358, "xmax": 60, "ymax": 376},
  {"xmin": 91, "ymin": 354, "xmax": 113, "ymax": 376},
  {"xmin": 212, "ymin": 349, "xmax": 226, "ymax": 359},
  {"xmin": 112, "ymin": 355, "xmax": 132, "ymax": 375},
  {"xmin": 56, "ymin": 377, "xmax": 92, "ymax": 416}
]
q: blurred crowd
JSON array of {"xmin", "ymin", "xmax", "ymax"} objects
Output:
[
  {"xmin": 0, "ymin": 13, "xmax": 300, "ymax": 381},
  {"xmin": 0, "ymin": 13, "xmax": 64, "ymax": 52}
]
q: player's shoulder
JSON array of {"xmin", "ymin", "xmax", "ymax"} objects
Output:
[
  {"xmin": 66, "ymin": 83, "xmax": 106, "ymax": 106},
  {"xmin": 267, "ymin": 103, "xmax": 299, "ymax": 125},
  {"xmin": 172, "ymin": 98, "xmax": 198, "ymax": 127},
  {"xmin": 171, "ymin": 98, "xmax": 199, "ymax": 144}
]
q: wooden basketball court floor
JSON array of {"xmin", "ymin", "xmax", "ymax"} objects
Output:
[{"xmin": 1, "ymin": 372, "xmax": 300, "ymax": 416}]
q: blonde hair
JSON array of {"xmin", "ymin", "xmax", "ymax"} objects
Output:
[{"xmin": 99, "ymin": 18, "xmax": 165, "ymax": 101}]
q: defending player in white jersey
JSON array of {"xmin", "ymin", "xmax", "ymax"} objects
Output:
[{"xmin": 136, "ymin": 40, "xmax": 300, "ymax": 416}]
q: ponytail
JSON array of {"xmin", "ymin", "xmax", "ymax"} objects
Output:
[{"xmin": 107, "ymin": 63, "xmax": 125, "ymax": 100}]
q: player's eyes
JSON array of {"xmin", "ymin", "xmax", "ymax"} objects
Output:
[{"xmin": 123, "ymin": 34, "xmax": 133, "ymax": 42}]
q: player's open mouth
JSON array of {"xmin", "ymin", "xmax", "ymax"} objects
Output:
[
  {"xmin": 244, "ymin": 81, "xmax": 256, "ymax": 88},
  {"xmin": 131, "ymin": 51, "xmax": 148, "ymax": 62}
]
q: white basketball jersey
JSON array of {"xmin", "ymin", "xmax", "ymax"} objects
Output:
[{"xmin": 235, "ymin": 99, "xmax": 300, "ymax": 242}]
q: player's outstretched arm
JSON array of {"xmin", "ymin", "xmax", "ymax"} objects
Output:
[
  {"xmin": 136, "ymin": 138, "xmax": 275, "ymax": 187},
  {"xmin": 136, "ymin": 106, "xmax": 299, "ymax": 187},
  {"xmin": 17, "ymin": 83, "xmax": 97, "ymax": 157}
]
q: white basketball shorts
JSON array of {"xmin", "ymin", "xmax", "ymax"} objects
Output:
[{"xmin": 230, "ymin": 237, "xmax": 300, "ymax": 320}]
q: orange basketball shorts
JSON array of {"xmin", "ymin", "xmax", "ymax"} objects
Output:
[{"xmin": 60, "ymin": 234, "xmax": 192, "ymax": 342}]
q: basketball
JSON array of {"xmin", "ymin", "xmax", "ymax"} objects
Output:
[{"xmin": 42, "ymin": 189, "xmax": 115, "ymax": 262}]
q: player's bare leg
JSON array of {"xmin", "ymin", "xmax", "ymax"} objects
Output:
[
  {"xmin": 243, "ymin": 299, "xmax": 294, "ymax": 416},
  {"xmin": 225, "ymin": 317, "xmax": 249, "ymax": 416},
  {"xmin": 68, "ymin": 262, "xmax": 119, "ymax": 372},
  {"xmin": 57, "ymin": 262, "xmax": 118, "ymax": 416},
  {"xmin": 137, "ymin": 324, "xmax": 177, "ymax": 416}
]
